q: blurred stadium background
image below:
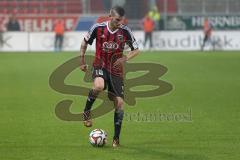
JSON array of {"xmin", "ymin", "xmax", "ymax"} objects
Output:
[{"xmin": 1, "ymin": 0, "xmax": 240, "ymax": 51}]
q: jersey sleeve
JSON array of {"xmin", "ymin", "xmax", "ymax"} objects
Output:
[
  {"xmin": 84, "ymin": 24, "xmax": 98, "ymax": 45},
  {"xmin": 124, "ymin": 27, "xmax": 138, "ymax": 51}
]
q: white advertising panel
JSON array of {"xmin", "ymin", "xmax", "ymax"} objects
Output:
[
  {"xmin": 134, "ymin": 31, "xmax": 240, "ymax": 51},
  {"xmin": 0, "ymin": 32, "xmax": 28, "ymax": 51},
  {"xmin": 29, "ymin": 32, "xmax": 96, "ymax": 52},
  {"xmin": 1, "ymin": 31, "xmax": 240, "ymax": 52}
]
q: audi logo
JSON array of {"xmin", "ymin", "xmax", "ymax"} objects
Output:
[{"xmin": 102, "ymin": 41, "xmax": 119, "ymax": 50}]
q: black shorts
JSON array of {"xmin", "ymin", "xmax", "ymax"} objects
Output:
[{"xmin": 92, "ymin": 67, "xmax": 124, "ymax": 99}]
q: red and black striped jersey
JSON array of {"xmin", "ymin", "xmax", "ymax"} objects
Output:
[{"xmin": 84, "ymin": 21, "xmax": 138, "ymax": 76}]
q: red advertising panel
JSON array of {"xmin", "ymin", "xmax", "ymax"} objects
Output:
[{"xmin": 0, "ymin": 14, "xmax": 79, "ymax": 31}]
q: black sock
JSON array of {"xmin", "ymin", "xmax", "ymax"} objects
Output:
[
  {"xmin": 84, "ymin": 89, "xmax": 98, "ymax": 112},
  {"xmin": 114, "ymin": 109, "xmax": 124, "ymax": 140}
]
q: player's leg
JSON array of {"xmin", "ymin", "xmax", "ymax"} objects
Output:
[
  {"xmin": 108, "ymin": 75, "xmax": 124, "ymax": 147},
  {"xmin": 83, "ymin": 77, "xmax": 105, "ymax": 127},
  {"xmin": 83, "ymin": 68, "xmax": 106, "ymax": 127},
  {"xmin": 112, "ymin": 96, "xmax": 124, "ymax": 147},
  {"xmin": 84, "ymin": 77, "xmax": 104, "ymax": 110}
]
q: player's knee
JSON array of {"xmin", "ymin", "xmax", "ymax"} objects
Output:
[
  {"xmin": 115, "ymin": 98, "xmax": 124, "ymax": 109},
  {"xmin": 93, "ymin": 77, "xmax": 105, "ymax": 91},
  {"xmin": 94, "ymin": 84, "xmax": 104, "ymax": 92}
]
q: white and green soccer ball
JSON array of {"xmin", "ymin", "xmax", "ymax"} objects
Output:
[{"xmin": 89, "ymin": 129, "xmax": 107, "ymax": 147}]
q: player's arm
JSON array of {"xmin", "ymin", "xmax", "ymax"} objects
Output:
[
  {"xmin": 113, "ymin": 49, "xmax": 140, "ymax": 67},
  {"xmin": 125, "ymin": 48, "xmax": 140, "ymax": 61},
  {"xmin": 80, "ymin": 40, "xmax": 88, "ymax": 72},
  {"xmin": 80, "ymin": 24, "xmax": 97, "ymax": 72},
  {"xmin": 123, "ymin": 27, "xmax": 140, "ymax": 61},
  {"xmin": 114, "ymin": 28, "xmax": 140, "ymax": 67},
  {"xmin": 113, "ymin": 48, "xmax": 140, "ymax": 67}
]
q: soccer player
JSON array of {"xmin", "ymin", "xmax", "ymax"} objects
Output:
[
  {"xmin": 79, "ymin": 6, "xmax": 139, "ymax": 147},
  {"xmin": 201, "ymin": 18, "xmax": 212, "ymax": 51}
]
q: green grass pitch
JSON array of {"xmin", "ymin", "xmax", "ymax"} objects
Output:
[{"xmin": 0, "ymin": 51, "xmax": 239, "ymax": 160}]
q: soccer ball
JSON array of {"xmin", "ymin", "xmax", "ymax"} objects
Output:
[{"xmin": 89, "ymin": 129, "xmax": 107, "ymax": 147}]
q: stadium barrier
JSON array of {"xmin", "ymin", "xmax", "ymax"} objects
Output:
[
  {"xmin": 1, "ymin": 31, "xmax": 240, "ymax": 52},
  {"xmin": 160, "ymin": 15, "xmax": 240, "ymax": 30}
]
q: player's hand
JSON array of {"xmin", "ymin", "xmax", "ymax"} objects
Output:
[
  {"xmin": 113, "ymin": 56, "xmax": 127, "ymax": 68},
  {"xmin": 80, "ymin": 64, "xmax": 88, "ymax": 72}
]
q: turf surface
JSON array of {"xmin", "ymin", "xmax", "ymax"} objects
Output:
[{"xmin": 0, "ymin": 51, "xmax": 239, "ymax": 160}]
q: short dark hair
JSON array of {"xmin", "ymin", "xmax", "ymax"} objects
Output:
[{"xmin": 111, "ymin": 6, "xmax": 125, "ymax": 17}]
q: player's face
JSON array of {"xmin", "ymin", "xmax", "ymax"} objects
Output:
[
  {"xmin": 112, "ymin": 16, "xmax": 123, "ymax": 28},
  {"xmin": 110, "ymin": 13, "xmax": 123, "ymax": 29}
]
